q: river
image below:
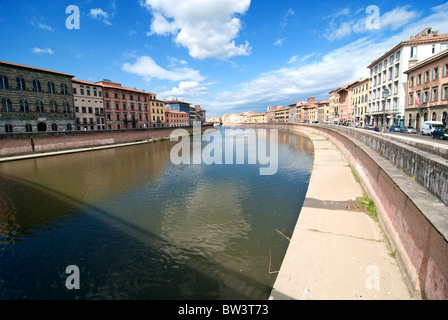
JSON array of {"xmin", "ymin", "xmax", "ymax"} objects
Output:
[{"xmin": 0, "ymin": 127, "xmax": 313, "ymax": 300}]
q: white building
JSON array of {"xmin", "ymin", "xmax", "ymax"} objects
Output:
[{"xmin": 367, "ymin": 28, "xmax": 448, "ymax": 130}]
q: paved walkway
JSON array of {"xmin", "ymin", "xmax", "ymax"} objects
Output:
[{"xmin": 269, "ymin": 131, "xmax": 413, "ymax": 300}]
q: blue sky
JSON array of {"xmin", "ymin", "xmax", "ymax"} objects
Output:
[{"xmin": 1, "ymin": 0, "xmax": 448, "ymax": 118}]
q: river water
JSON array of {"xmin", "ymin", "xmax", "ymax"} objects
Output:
[{"xmin": 0, "ymin": 127, "xmax": 313, "ymax": 300}]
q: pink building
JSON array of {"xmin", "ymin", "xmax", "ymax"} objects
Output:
[
  {"xmin": 165, "ymin": 108, "xmax": 189, "ymax": 127},
  {"xmin": 405, "ymin": 49, "xmax": 448, "ymax": 131}
]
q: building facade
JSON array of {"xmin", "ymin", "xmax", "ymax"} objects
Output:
[
  {"xmin": 72, "ymin": 79, "xmax": 105, "ymax": 131},
  {"xmin": 317, "ymin": 100, "xmax": 330, "ymax": 123},
  {"xmin": 165, "ymin": 109, "xmax": 189, "ymax": 127},
  {"xmin": 0, "ymin": 60, "xmax": 75, "ymax": 133},
  {"xmin": 150, "ymin": 99, "xmax": 166, "ymax": 128},
  {"xmin": 97, "ymin": 80, "xmax": 153, "ymax": 130},
  {"xmin": 367, "ymin": 28, "xmax": 448, "ymax": 130},
  {"xmin": 329, "ymin": 89, "xmax": 340, "ymax": 124},
  {"xmin": 250, "ymin": 112, "xmax": 266, "ymax": 123},
  {"xmin": 165, "ymin": 100, "xmax": 192, "ymax": 125},
  {"xmin": 405, "ymin": 49, "xmax": 448, "ymax": 130},
  {"xmin": 348, "ymin": 77, "xmax": 369, "ymax": 127}
]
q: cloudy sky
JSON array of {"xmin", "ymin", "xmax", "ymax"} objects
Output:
[{"xmin": 2, "ymin": 0, "xmax": 448, "ymax": 117}]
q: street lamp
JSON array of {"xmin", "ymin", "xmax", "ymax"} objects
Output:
[{"xmin": 382, "ymin": 88, "xmax": 390, "ymax": 133}]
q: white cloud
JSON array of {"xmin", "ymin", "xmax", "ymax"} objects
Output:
[
  {"xmin": 31, "ymin": 47, "xmax": 54, "ymax": 55},
  {"xmin": 122, "ymin": 56, "xmax": 205, "ymax": 83},
  {"xmin": 274, "ymin": 38, "xmax": 285, "ymax": 46},
  {"xmin": 158, "ymin": 81, "xmax": 208, "ymax": 101},
  {"xmin": 141, "ymin": 0, "xmax": 252, "ymax": 60},
  {"xmin": 89, "ymin": 8, "xmax": 112, "ymax": 25},
  {"xmin": 31, "ymin": 18, "xmax": 53, "ymax": 31},
  {"xmin": 380, "ymin": 6, "xmax": 420, "ymax": 31},
  {"xmin": 324, "ymin": 5, "xmax": 420, "ymax": 42}
]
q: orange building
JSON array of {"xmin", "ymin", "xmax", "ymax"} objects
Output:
[
  {"xmin": 96, "ymin": 80, "xmax": 154, "ymax": 130},
  {"xmin": 165, "ymin": 109, "xmax": 189, "ymax": 127}
]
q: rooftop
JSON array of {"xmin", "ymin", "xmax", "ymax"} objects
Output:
[{"xmin": 0, "ymin": 60, "xmax": 74, "ymax": 78}]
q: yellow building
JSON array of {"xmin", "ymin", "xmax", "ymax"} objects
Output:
[
  {"xmin": 250, "ymin": 112, "xmax": 267, "ymax": 123},
  {"xmin": 329, "ymin": 89, "xmax": 340, "ymax": 124},
  {"xmin": 349, "ymin": 77, "xmax": 369, "ymax": 127}
]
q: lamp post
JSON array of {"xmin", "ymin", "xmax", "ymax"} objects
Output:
[{"xmin": 382, "ymin": 88, "xmax": 390, "ymax": 133}]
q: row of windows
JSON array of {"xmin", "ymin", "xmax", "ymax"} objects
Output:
[
  {"xmin": 104, "ymin": 91, "xmax": 155, "ymax": 102},
  {"xmin": 73, "ymin": 87, "xmax": 102, "ymax": 97},
  {"xmin": 76, "ymin": 118, "xmax": 106, "ymax": 125},
  {"xmin": 1, "ymin": 98, "xmax": 71, "ymax": 113},
  {"xmin": 371, "ymin": 64, "xmax": 400, "ymax": 87},
  {"xmin": 0, "ymin": 75, "xmax": 70, "ymax": 95},
  {"xmin": 371, "ymin": 51, "xmax": 401, "ymax": 75},
  {"xmin": 409, "ymin": 64, "xmax": 448, "ymax": 87},
  {"xmin": 75, "ymin": 106, "xmax": 104, "ymax": 115},
  {"xmin": 352, "ymin": 94, "xmax": 369, "ymax": 105},
  {"xmin": 408, "ymin": 85, "xmax": 448, "ymax": 105},
  {"xmin": 4, "ymin": 123, "xmax": 72, "ymax": 133}
]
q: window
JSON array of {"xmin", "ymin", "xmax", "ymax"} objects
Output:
[
  {"xmin": 20, "ymin": 99, "xmax": 29, "ymax": 112},
  {"xmin": 51, "ymin": 101, "xmax": 58, "ymax": 113},
  {"xmin": 67, "ymin": 123, "xmax": 72, "ymax": 131},
  {"xmin": 1, "ymin": 99, "xmax": 12, "ymax": 112},
  {"xmin": 51, "ymin": 123, "xmax": 58, "ymax": 131},
  {"xmin": 17, "ymin": 77, "xmax": 26, "ymax": 91},
  {"xmin": 409, "ymin": 76, "xmax": 414, "ymax": 87},
  {"xmin": 33, "ymin": 80, "xmax": 41, "ymax": 92},
  {"xmin": 48, "ymin": 82, "xmax": 56, "ymax": 94},
  {"xmin": 396, "ymin": 51, "xmax": 401, "ymax": 61},
  {"xmin": 64, "ymin": 103, "xmax": 70, "ymax": 114},
  {"xmin": 410, "ymin": 46, "xmax": 417, "ymax": 58},
  {"xmin": 5, "ymin": 124, "xmax": 13, "ymax": 133},
  {"xmin": 73, "ymin": 88, "xmax": 77, "ymax": 95},
  {"xmin": 423, "ymin": 90, "xmax": 429, "ymax": 103},
  {"xmin": 432, "ymin": 67, "xmax": 439, "ymax": 80},
  {"xmin": 36, "ymin": 100, "xmax": 44, "ymax": 113},
  {"xmin": 442, "ymin": 85, "xmax": 448, "ymax": 100},
  {"xmin": 61, "ymin": 83, "xmax": 68, "ymax": 95},
  {"xmin": 25, "ymin": 124, "xmax": 32, "ymax": 132},
  {"xmin": 431, "ymin": 87, "xmax": 439, "ymax": 102},
  {"xmin": 442, "ymin": 43, "xmax": 448, "ymax": 51},
  {"xmin": 395, "ymin": 64, "xmax": 400, "ymax": 78},
  {"xmin": 0, "ymin": 75, "xmax": 9, "ymax": 89},
  {"xmin": 424, "ymin": 70, "xmax": 430, "ymax": 82},
  {"xmin": 408, "ymin": 93, "xmax": 414, "ymax": 105},
  {"xmin": 432, "ymin": 45, "xmax": 436, "ymax": 54},
  {"xmin": 443, "ymin": 63, "xmax": 448, "ymax": 77}
]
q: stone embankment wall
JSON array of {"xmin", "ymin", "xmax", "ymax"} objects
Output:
[
  {"xmin": 232, "ymin": 123, "xmax": 448, "ymax": 300},
  {"xmin": 0, "ymin": 125, "xmax": 213, "ymax": 157}
]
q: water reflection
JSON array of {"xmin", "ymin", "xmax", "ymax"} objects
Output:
[{"xmin": 0, "ymin": 128, "xmax": 313, "ymax": 300}]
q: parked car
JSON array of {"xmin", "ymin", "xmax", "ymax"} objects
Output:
[
  {"xmin": 431, "ymin": 127, "xmax": 448, "ymax": 140},
  {"xmin": 364, "ymin": 125, "xmax": 375, "ymax": 130},
  {"xmin": 421, "ymin": 121, "xmax": 445, "ymax": 135},
  {"xmin": 400, "ymin": 126, "xmax": 417, "ymax": 134},
  {"xmin": 389, "ymin": 125, "xmax": 401, "ymax": 132}
]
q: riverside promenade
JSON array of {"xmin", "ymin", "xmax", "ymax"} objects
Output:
[{"xmin": 269, "ymin": 130, "xmax": 413, "ymax": 300}]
